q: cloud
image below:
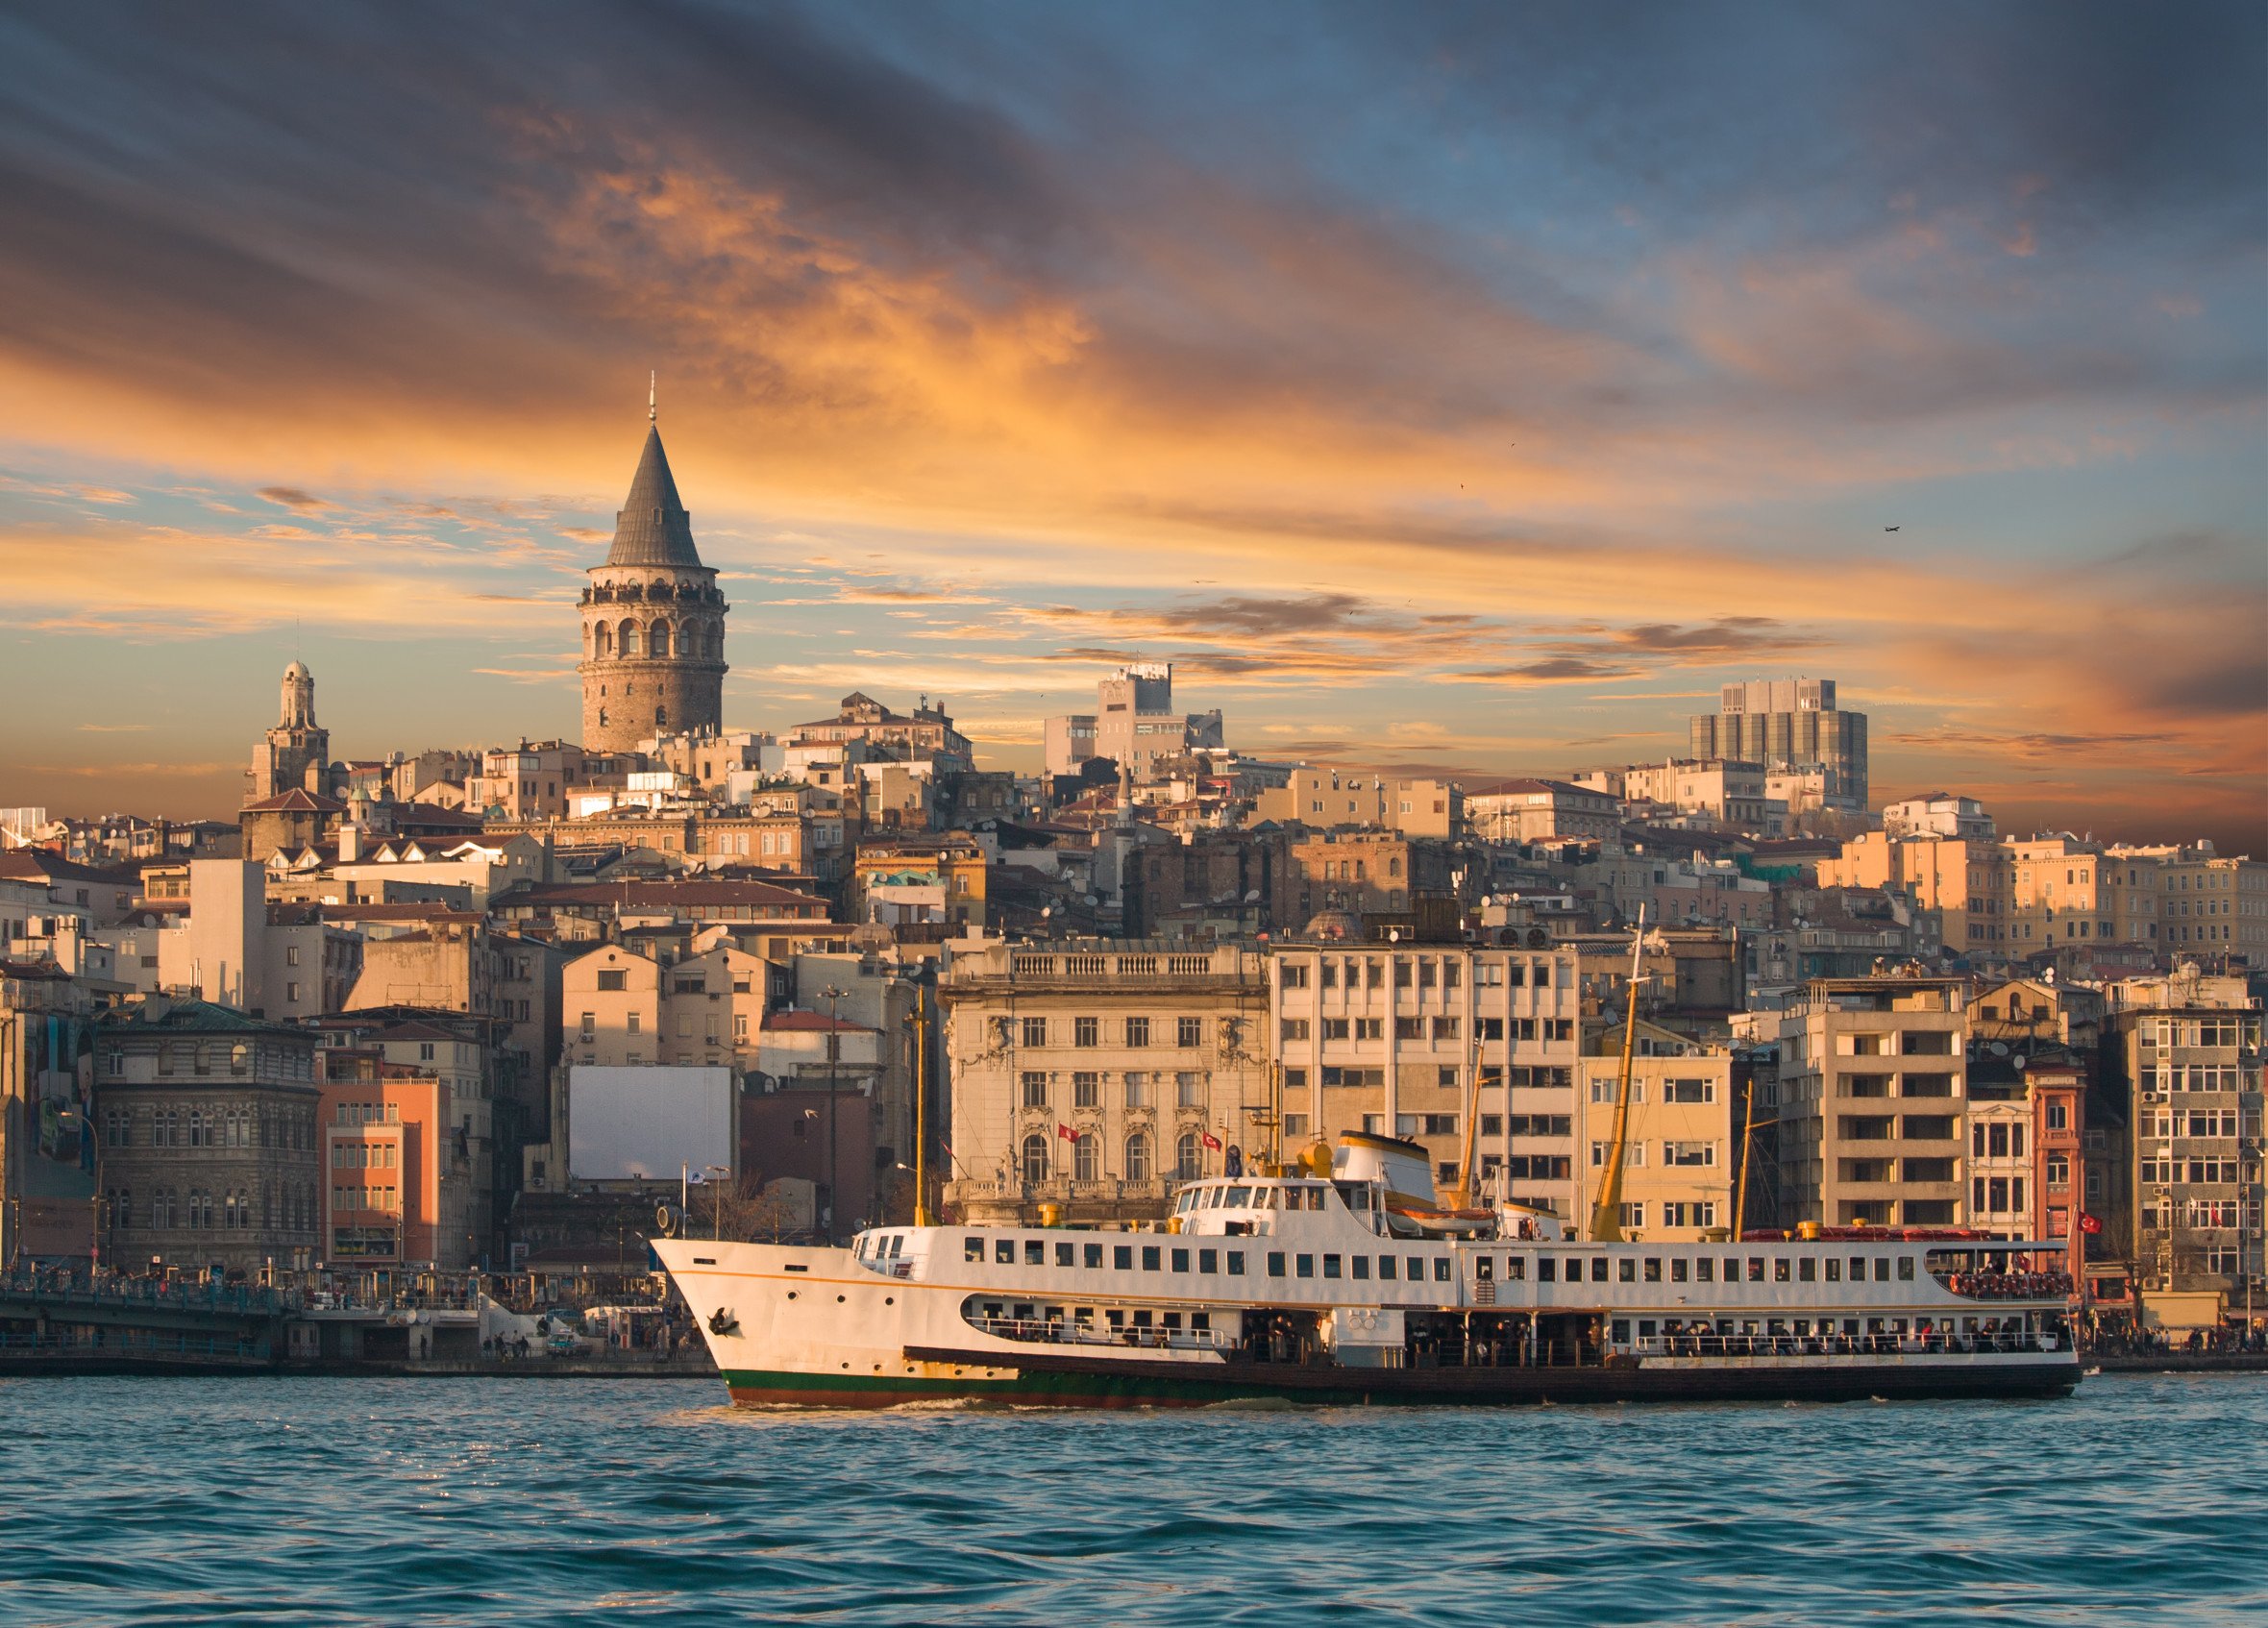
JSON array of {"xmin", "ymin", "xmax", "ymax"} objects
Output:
[{"xmin": 257, "ymin": 485, "xmax": 330, "ymax": 511}]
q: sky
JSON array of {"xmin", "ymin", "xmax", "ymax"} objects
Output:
[{"xmin": 1, "ymin": 1, "xmax": 2262, "ymax": 850}]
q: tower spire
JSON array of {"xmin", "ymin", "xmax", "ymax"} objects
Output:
[{"xmin": 649, "ymin": 370, "xmax": 656, "ymax": 424}]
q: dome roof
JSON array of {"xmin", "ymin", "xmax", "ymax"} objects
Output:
[
  {"xmin": 849, "ymin": 918, "xmax": 896, "ymax": 955},
  {"xmin": 1302, "ymin": 908, "xmax": 1362, "ymax": 942},
  {"xmin": 284, "ymin": 660, "xmax": 311, "ymax": 680}
]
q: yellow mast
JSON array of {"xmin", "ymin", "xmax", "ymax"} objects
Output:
[
  {"xmin": 1587, "ymin": 907, "xmax": 1648, "ymax": 1244},
  {"xmin": 1733, "ymin": 1069, "xmax": 1759, "ymax": 1240},
  {"xmin": 1453, "ymin": 1055, "xmax": 1483, "ymax": 1209}
]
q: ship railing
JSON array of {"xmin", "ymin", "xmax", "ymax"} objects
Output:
[
  {"xmin": 1928, "ymin": 1270, "xmax": 2077, "ymax": 1301},
  {"xmin": 964, "ymin": 1315, "xmax": 1234, "ymax": 1355},
  {"xmin": 1630, "ymin": 1331, "xmax": 2061, "ymax": 1359}
]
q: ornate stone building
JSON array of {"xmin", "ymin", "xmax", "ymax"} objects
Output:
[
  {"xmin": 247, "ymin": 660, "xmax": 332, "ymax": 804},
  {"xmin": 579, "ymin": 406, "xmax": 729, "ymax": 754}
]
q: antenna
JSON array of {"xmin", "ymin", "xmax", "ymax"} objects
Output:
[{"xmin": 649, "ymin": 371, "xmax": 657, "ymax": 424}]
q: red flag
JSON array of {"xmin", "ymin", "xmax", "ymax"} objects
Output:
[
  {"xmin": 2079, "ymin": 1212, "xmax": 2102, "ymax": 1235},
  {"xmin": 1201, "ymin": 1130, "xmax": 1222, "ymax": 1150},
  {"xmin": 1057, "ymin": 1123, "xmax": 1079, "ymax": 1143}
]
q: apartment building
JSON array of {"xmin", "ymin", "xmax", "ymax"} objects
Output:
[
  {"xmin": 1574, "ymin": 1018, "xmax": 1741, "ymax": 1242},
  {"xmin": 1288, "ymin": 831, "xmax": 1457, "ymax": 921},
  {"xmin": 2161, "ymin": 852, "xmax": 2267, "ymax": 959},
  {"xmin": 940, "ymin": 940, "xmax": 1269, "ymax": 1226},
  {"xmin": 1818, "ymin": 831, "xmax": 2010, "ymax": 954},
  {"xmin": 1575, "ymin": 760, "xmax": 1767, "ymax": 830},
  {"xmin": 562, "ymin": 941, "xmax": 772, "ymax": 1073},
  {"xmin": 1771, "ymin": 976, "xmax": 1969, "ymax": 1228},
  {"xmin": 1689, "ymin": 678, "xmax": 1869, "ymax": 806},
  {"xmin": 1269, "ymin": 937, "xmax": 1584, "ymax": 1222},
  {"xmin": 1254, "ymin": 769, "xmax": 1463, "ymax": 837},
  {"xmin": 1042, "ymin": 664, "xmax": 1225, "ymax": 781},
  {"xmin": 317, "ymin": 1048, "xmax": 476, "ymax": 1271},
  {"xmin": 2105, "ymin": 994, "xmax": 2264, "ymax": 1304},
  {"xmin": 1465, "ymin": 779, "xmax": 1622, "ymax": 845}
]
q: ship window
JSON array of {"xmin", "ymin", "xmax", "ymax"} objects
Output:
[
  {"xmin": 1638, "ymin": 1320, "xmax": 1657, "ymax": 1340},
  {"xmin": 1476, "ymin": 1256, "xmax": 1493, "ymax": 1281},
  {"xmin": 1409, "ymin": 1256, "xmax": 1426, "ymax": 1281},
  {"xmin": 1142, "ymin": 1246, "xmax": 1161, "ymax": 1271},
  {"xmin": 1643, "ymin": 1258, "xmax": 1662, "ymax": 1283},
  {"xmin": 1799, "ymin": 1258, "xmax": 1816, "ymax": 1282},
  {"xmin": 1268, "ymin": 1252, "xmax": 1286, "ymax": 1277},
  {"xmin": 1537, "ymin": 1257, "xmax": 1555, "ymax": 1282},
  {"xmin": 1171, "ymin": 1248, "xmax": 1189, "ymax": 1273},
  {"xmin": 1747, "ymin": 1257, "xmax": 1765, "ymax": 1282},
  {"xmin": 1056, "ymin": 1242, "xmax": 1074, "ymax": 1268},
  {"xmin": 1849, "ymin": 1256, "xmax": 1866, "ymax": 1281},
  {"xmin": 1618, "ymin": 1258, "xmax": 1637, "ymax": 1283},
  {"xmin": 1323, "ymin": 1254, "xmax": 1342, "ymax": 1279},
  {"xmin": 1192, "ymin": 1313, "xmax": 1210, "ymax": 1332},
  {"xmin": 1505, "ymin": 1257, "xmax": 1525, "ymax": 1281},
  {"xmin": 1380, "ymin": 1256, "xmax": 1398, "ymax": 1280},
  {"xmin": 1132, "ymin": 1310, "xmax": 1152, "ymax": 1329},
  {"xmin": 1875, "ymin": 1258, "xmax": 1890, "ymax": 1282},
  {"xmin": 1085, "ymin": 1244, "xmax": 1103, "ymax": 1269},
  {"xmin": 996, "ymin": 1240, "xmax": 1015, "ymax": 1265},
  {"xmin": 1775, "ymin": 1259, "xmax": 1791, "ymax": 1283},
  {"xmin": 1670, "ymin": 1258, "xmax": 1689, "ymax": 1282},
  {"xmin": 1198, "ymin": 1248, "xmax": 1218, "ymax": 1273},
  {"xmin": 1226, "ymin": 1186, "xmax": 1252, "ymax": 1207},
  {"xmin": 1351, "ymin": 1256, "xmax": 1369, "ymax": 1280},
  {"xmin": 1106, "ymin": 1310, "xmax": 1124, "ymax": 1329},
  {"xmin": 1612, "ymin": 1320, "xmax": 1630, "ymax": 1344},
  {"xmin": 1590, "ymin": 1258, "xmax": 1608, "ymax": 1284},
  {"xmin": 1897, "ymin": 1257, "xmax": 1916, "ymax": 1281},
  {"xmin": 965, "ymin": 1237, "xmax": 983, "ymax": 1261},
  {"xmin": 1438, "ymin": 1259, "xmax": 1454, "ymax": 1283},
  {"xmin": 1114, "ymin": 1246, "xmax": 1133, "ymax": 1270},
  {"xmin": 1695, "ymin": 1258, "xmax": 1714, "ymax": 1282},
  {"xmin": 1025, "ymin": 1241, "xmax": 1045, "ymax": 1266},
  {"xmin": 1825, "ymin": 1259, "xmax": 1842, "ymax": 1282},
  {"xmin": 1227, "ymin": 1252, "xmax": 1245, "ymax": 1276},
  {"xmin": 1296, "ymin": 1254, "xmax": 1315, "ymax": 1279}
]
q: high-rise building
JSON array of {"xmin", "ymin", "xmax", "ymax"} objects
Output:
[
  {"xmin": 1689, "ymin": 678, "xmax": 1868, "ymax": 807},
  {"xmin": 1043, "ymin": 664, "xmax": 1225, "ymax": 780},
  {"xmin": 579, "ymin": 402, "xmax": 728, "ymax": 753}
]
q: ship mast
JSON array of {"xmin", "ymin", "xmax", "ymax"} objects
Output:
[{"xmin": 1587, "ymin": 906, "xmax": 1649, "ymax": 1243}]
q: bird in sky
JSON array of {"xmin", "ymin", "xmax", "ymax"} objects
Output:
[{"xmin": 1884, "ymin": 526, "xmax": 1901, "ymax": 532}]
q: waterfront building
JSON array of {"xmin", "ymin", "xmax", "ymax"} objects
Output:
[
  {"xmin": 1573, "ymin": 1017, "xmax": 1741, "ymax": 1241},
  {"xmin": 92, "ymin": 997, "xmax": 324, "ymax": 1277},
  {"xmin": 579, "ymin": 406, "xmax": 729, "ymax": 753},
  {"xmin": 1768, "ymin": 976, "xmax": 1970, "ymax": 1229},
  {"xmin": 0, "ymin": 956, "xmax": 101, "ymax": 1263},
  {"xmin": 941, "ymin": 939, "xmax": 1269, "ymax": 1226},
  {"xmin": 1268, "ymin": 932, "xmax": 1583, "ymax": 1221},
  {"xmin": 562, "ymin": 940, "xmax": 772, "ymax": 1073},
  {"xmin": 317, "ymin": 1047, "xmax": 475, "ymax": 1270}
]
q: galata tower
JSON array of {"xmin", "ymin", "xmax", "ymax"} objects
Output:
[{"xmin": 579, "ymin": 390, "xmax": 728, "ymax": 752}]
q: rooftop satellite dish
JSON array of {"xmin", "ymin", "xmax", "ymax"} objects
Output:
[
  {"xmin": 1388, "ymin": 927, "xmax": 1401, "ymax": 943},
  {"xmin": 1084, "ymin": 894, "xmax": 1099, "ymax": 906},
  {"xmin": 2012, "ymin": 1053, "xmax": 2028, "ymax": 1071},
  {"xmin": 1988, "ymin": 1042, "xmax": 2010, "ymax": 1057},
  {"xmin": 1244, "ymin": 889, "xmax": 1260, "ymax": 902}
]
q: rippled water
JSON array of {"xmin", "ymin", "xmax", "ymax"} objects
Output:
[{"xmin": 1, "ymin": 1372, "xmax": 2259, "ymax": 1625}]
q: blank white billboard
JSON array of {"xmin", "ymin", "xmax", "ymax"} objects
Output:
[{"xmin": 569, "ymin": 1066, "xmax": 734, "ymax": 1181}]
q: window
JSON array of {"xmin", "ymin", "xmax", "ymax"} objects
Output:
[
  {"xmin": 1295, "ymin": 1254, "xmax": 1315, "ymax": 1279},
  {"xmin": 1281, "ymin": 964, "xmax": 1309, "ymax": 990},
  {"xmin": 1178, "ymin": 1017, "xmax": 1203, "ymax": 1048},
  {"xmin": 1125, "ymin": 1132, "xmax": 1152, "ymax": 1184},
  {"xmin": 597, "ymin": 969, "xmax": 628, "ymax": 991},
  {"xmin": 1021, "ymin": 1017, "xmax": 1047, "ymax": 1048},
  {"xmin": 1280, "ymin": 1019, "xmax": 1310, "ymax": 1043},
  {"xmin": 1321, "ymin": 1018, "xmax": 1350, "ymax": 1041},
  {"xmin": 1125, "ymin": 1017, "xmax": 1150, "ymax": 1048},
  {"xmin": 1123, "ymin": 1073, "xmax": 1149, "ymax": 1108},
  {"xmin": 1072, "ymin": 1072, "xmax": 1098, "ymax": 1109},
  {"xmin": 1176, "ymin": 1132, "xmax": 1202, "ymax": 1181},
  {"xmin": 1176, "ymin": 1072, "xmax": 1203, "ymax": 1108},
  {"xmin": 1021, "ymin": 1134, "xmax": 1048, "ymax": 1184},
  {"xmin": 1074, "ymin": 1134, "xmax": 1097, "ymax": 1181},
  {"xmin": 1074, "ymin": 1017, "xmax": 1099, "ymax": 1048},
  {"xmin": 1664, "ymin": 1078, "xmax": 1714, "ymax": 1104},
  {"xmin": 1022, "ymin": 1072, "xmax": 1048, "ymax": 1109}
]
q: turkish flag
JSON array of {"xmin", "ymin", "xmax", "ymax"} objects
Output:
[
  {"xmin": 2079, "ymin": 1213, "xmax": 2103, "ymax": 1235},
  {"xmin": 1201, "ymin": 1130, "xmax": 1223, "ymax": 1150},
  {"xmin": 1057, "ymin": 1123, "xmax": 1080, "ymax": 1143}
]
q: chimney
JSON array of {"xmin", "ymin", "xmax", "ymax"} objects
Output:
[{"xmin": 338, "ymin": 823, "xmax": 361, "ymax": 863}]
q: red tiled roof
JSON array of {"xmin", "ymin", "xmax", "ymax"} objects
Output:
[{"xmin": 241, "ymin": 789, "xmax": 347, "ymax": 814}]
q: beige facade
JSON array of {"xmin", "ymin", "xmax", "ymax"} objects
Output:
[
  {"xmin": 1465, "ymin": 779, "xmax": 1621, "ymax": 845},
  {"xmin": 2110, "ymin": 998, "xmax": 2264, "ymax": 1299},
  {"xmin": 1576, "ymin": 760, "xmax": 1767, "ymax": 829},
  {"xmin": 563, "ymin": 941, "xmax": 770, "ymax": 1074},
  {"xmin": 941, "ymin": 940, "xmax": 1269, "ymax": 1225},
  {"xmin": 1254, "ymin": 770, "xmax": 1462, "ymax": 837},
  {"xmin": 1270, "ymin": 940, "xmax": 1584, "ymax": 1221},
  {"xmin": 1771, "ymin": 977, "xmax": 1969, "ymax": 1228},
  {"xmin": 1575, "ymin": 1019, "xmax": 1739, "ymax": 1241},
  {"xmin": 1819, "ymin": 831, "xmax": 2010, "ymax": 954}
]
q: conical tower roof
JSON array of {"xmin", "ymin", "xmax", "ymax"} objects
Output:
[{"xmin": 606, "ymin": 424, "xmax": 704, "ymax": 568}]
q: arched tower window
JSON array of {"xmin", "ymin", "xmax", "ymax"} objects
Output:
[
  {"xmin": 1177, "ymin": 1131, "xmax": 1202, "ymax": 1181},
  {"xmin": 651, "ymin": 619, "xmax": 671, "ymax": 658},
  {"xmin": 595, "ymin": 622, "xmax": 613, "ymax": 657},
  {"xmin": 654, "ymin": 705, "xmax": 668, "ymax": 728},
  {"xmin": 1021, "ymin": 1133, "xmax": 1048, "ymax": 1186},
  {"xmin": 620, "ymin": 622, "xmax": 641, "ymax": 656},
  {"xmin": 1125, "ymin": 1131, "xmax": 1152, "ymax": 1184},
  {"xmin": 1074, "ymin": 1133, "xmax": 1097, "ymax": 1182}
]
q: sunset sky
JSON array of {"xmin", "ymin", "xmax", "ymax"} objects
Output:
[{"xmin": 2, "ymin": 3, "xmax": 2261, "ymax": 849}]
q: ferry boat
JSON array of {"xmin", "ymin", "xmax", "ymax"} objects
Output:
[{"xmin": 657, "ymin": 1133, "xmax": 2081, "ymax": 1408}]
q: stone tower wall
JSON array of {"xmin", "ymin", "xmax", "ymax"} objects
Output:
[{"xmin": 579, "ymin": 563, "xmax": 727, "ymax": 753}]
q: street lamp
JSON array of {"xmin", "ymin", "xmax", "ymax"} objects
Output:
[{"xmin": 820, "ymin": 985, "xmax": 847, "ymax": 1245}]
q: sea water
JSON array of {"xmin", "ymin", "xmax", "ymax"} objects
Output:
[{"xmin": 0, "ymin": 1371, "xmax": 2259, "ymax": 1624}]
